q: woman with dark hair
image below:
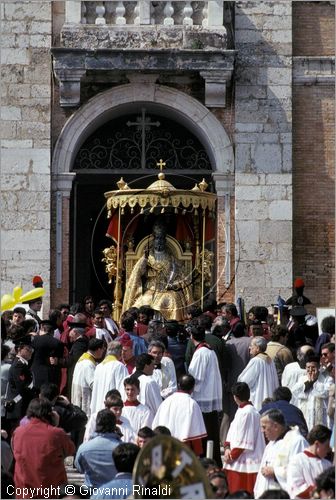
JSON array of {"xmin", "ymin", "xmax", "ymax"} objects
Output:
[{"xmin": 12, "ymin": 398, "xmax": 75, "ymax": 496}]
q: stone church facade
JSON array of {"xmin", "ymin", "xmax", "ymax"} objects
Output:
[{"xmin": 1, "ymin": 1, "xmax": 334, "ymax": 313}]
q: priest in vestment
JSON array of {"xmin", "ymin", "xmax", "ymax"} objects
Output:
[
  {"xmin": 71, "ymin": 338, "xmax": 105, "ymax": 417},
  {"xmin": 188, "ymin": 325, "xmax": 222, "ymax": 467},
  {"xmin": 291, "ymin": 355, "xmax": 333, "ymax": 430},
  {"xmin": 223, "ymin": 382, "xmax": 265, "ymax": 495},
  {"xmin": 254, "ymin": 408, "xmax": 307, "ymax": 498},
  {"xmin": 152, "ymin": 374, "xmax": 207, "ymax": 456},
  {"xmin": 90, "ymin": 341, "xmax": 128, "ymax": 414},
  {"xmin": 287, "ymin": 425, "xmax": 332, "ymax": 499},
  {"xmin": 238, "ymin": 336, "xmax": 279, "ymax": 411},
  {"xmin": 122, "ymin": 218, "xmax": 192, "ymax": 321}
]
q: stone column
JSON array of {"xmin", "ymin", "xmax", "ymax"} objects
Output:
[
  {"xmin": 213, "ymin": 174, "xmax": 235, "ymax": 303},
  {"xmin": 234, "ymin": 1, "xmax": 293, "ymax": 308},
  {"xmin": 1, "ymin": 1, "xmax": 52, "ymax": 314},
  {"xmin": 50, "ymin": 174, "xmax": 76, "ymax": 307}
]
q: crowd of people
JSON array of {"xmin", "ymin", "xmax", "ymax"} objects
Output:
[{"xmin": 1, "ymin": 284, "xmax": 335, "ymax": 499}]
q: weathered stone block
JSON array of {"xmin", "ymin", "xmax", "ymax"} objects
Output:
[
  {"xmin": 2, "ymin": 139, "xmax": 33, "ymax": 148},
  {"xmin": 240, "ymin": 242, "xmax": 273, "ymax": 261},
  {"xmin": 8, "ymin": 84, "xmax": 31, "ymax": 98},
  {"xmin": 252, "ymin": 143, "xmax": 282, "ymax": 172},
  {"xmin": 258, "ymin": 67, "xmax": 292, "ymax": 86},
  {"xmin": 235, "ymin": 144, "xmax": 251, "ymax": 172},
  {"xmin": 235, "ymin": 220, "xmax": 260, "ymax": 243},
  {"xmin": 236, "ymin": 123, "xmax": 263, "ymax": 133},
  {"xmin": 1, "ymin": 106, "xmax": 21, "ymax": 120},
  {"xmin": 235, "ymin": 261, "xmax": 267, "ymax": 288},
  {"xmin": 31, "ymin": 85, "xmax": 51, "ymax": 98},
  {"xmin": 261, "ymin": 185, "xmax": 287, "ymax": 201},
  {"xmin": 282, "ymin": 144, "xmax": 292, "ymax": 172},
  {"xmin": 236, "ymin": 173, "xmax": 266, "ymax": 186},
  {"xmin": 4, "ymin": 3, "xmax": 51, "ymax": 21},
  {"xmin": 30, "ymin": 34, "xmax": 52, "ymax": 48},
  {"xmin": 235, "ymin": 185, "xmax": 262, "ymax": 201},
  {"xmin": 260, "ymin": 221, "xmax": 291, "ymax": 244},
  {"xmin": 18, "ymin": 191, "xmax": 50, "ymax": 211},
  {"xmin": 269, "ymin": 200, "xmax": 292, "ymax": 220},
  {"xmin": 268, "ymin": 85, "xmax": 291, "ymax": 99},
  {"xmin": 2, "ymin": 230, "xmax": 50, "ymax": 251},
  {"xmin": 236, "ymin": 200, "xmax": 269, "ymax": 220},
  {"xmin": 1, "ymin": 48, "xmax": 30, "ymax": 65},
  {"xmin": 1, "ymin": 174, "xmax": 27, "ymax": 191},
  {"xmin": 266, "ymin": 174, "xmax": 292, "ymax": 185}
]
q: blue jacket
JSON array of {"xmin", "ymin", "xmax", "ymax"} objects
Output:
[
  {"xmin": 90, "ymin": 472, "xmax": 133, "ymax": 499},
  {"xmin": 75, "ymin": 432, "xmax": 121, "ymax": 487},
  {"xmin": 260, "ymin": 399, "xmax": 308, "ymax": 437}
]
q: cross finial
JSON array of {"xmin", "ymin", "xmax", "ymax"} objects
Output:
[{"xmin": 156, "ymin": 159, "xmax": 166, "ymax": 172}]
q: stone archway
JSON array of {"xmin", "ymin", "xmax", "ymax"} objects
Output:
[{"xmin": 51, "ymin": 83, "xmax": 234, "ymax": 304}]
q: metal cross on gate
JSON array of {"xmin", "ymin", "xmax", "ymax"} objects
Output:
[{"xmin": 126, "ymin": 108, "xmax": 160, "ymax": 169}]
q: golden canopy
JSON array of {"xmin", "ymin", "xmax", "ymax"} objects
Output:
[{"xmin": 104, "ymin": 172, "xmax": 216, "ymax": 217}]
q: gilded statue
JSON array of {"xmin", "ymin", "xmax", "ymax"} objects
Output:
[{"xmin": 122, "ymin": 218, "xmax": 193, "ymax": 321}]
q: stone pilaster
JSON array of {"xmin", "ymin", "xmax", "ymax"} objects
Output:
[
  {"xmin": 1, "ymin": 1, "xmax": 52, "ymax": 313},
  {"xmin": 234, "ymin": 1, "xmax": 292, "ymax": 308}
]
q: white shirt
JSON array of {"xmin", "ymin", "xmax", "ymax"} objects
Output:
[
  {"xmin": 152, "ymin": 391, "xmax": 207, "ymax": 442},
  {"xmin": 238, "ymin": 354, "xmax": 279, "ymax": 411},
  {"xmin": 254, "ymin": 427, "xmax": 307, "ymax": 498},
  {"xmin": 84, "ymin": 413, "xmax": 136, "ymax": 443},
  {"xmin": 137, "ymin": 374, "xmax": 162, "ymax": 417},
  {"xmin": 281, "ymin": 362, "xmax": 306, "ymax": 391},
  {"xmin": 287, "ymin": 451, "xmax": 332, "ymax": 498},
  {"xmin": 291, "ymin": 373, "xmax": 333, "ymax": 429},
  {"xmin": 224, "ymin": 403, "xmax": 265, "ymax": 474},
  {"xmin": 122, "ymin": 402, "xmax": 153, "ymax": 433},
  {"xmin": 150, "ymin": 356, "xmax": 177, "ymax": 398},
  {"xmin": 95, "ymin": 327, "xmax": 113, "ymax": 344},
  {"xmin": 188, "ymin": 345, "xmax": 222, "ymax": 413},
  {"xmin": 90, "ymin": 356, "xmax": 128, "ymax": 414},
  {"xmin": 72, "ymin": 356, "xmax": 96, "ymax": 416}
]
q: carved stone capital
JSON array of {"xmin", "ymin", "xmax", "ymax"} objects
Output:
[{"xmin": 52, "ymin": 173, "xmax": 76, "ymax": 193}]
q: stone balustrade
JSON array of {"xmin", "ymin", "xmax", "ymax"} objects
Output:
[{"xmin": 65, "ymin": 0, "xmax": 225, "ymax": 28}]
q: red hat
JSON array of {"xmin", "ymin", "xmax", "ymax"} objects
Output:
[
  {"xmin": 119, "ymin": 333, "xmax": 133, "ymax": 348},
  {"xmin": 294, "ymin": 278, "xmax": 305, "ymax": 288},
  {"xmin": 32, "ymin": 275, "xmax": 43, "ymax": 285}
]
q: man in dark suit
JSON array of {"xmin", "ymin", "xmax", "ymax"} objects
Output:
[
  {"xmin": 31, "ymin": 320, "xmax": 64, "ymax": 389},
  {"xmin": 6, "ymin": 337, "xmax": 37, "ymax": 432}
]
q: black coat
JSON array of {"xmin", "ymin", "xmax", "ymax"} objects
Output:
[
  {"xmin": 7, "ymin": 357, "xmax": 36, "ymax": 419},
  {"xmin": 64, "ymin": 336, "xmax": 89, "ymax": 398},
  {"xmin": 31, "ymin": 334, "xmax": 64, "ymax": 389}
]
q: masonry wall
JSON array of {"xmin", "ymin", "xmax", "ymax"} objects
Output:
[
  {"xmin": 234, "ymin": 0, "xmax": 292, "ymax": 307},
  {"xmin": 1, "ymin": 1, "xmax": 52, "ymax": 312},
  {"xmin": 292, "ymin": 1, "xmax": 335, "ymax": 307}
]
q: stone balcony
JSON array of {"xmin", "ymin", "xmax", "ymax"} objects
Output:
[{"xmin": 52, "ymin": 0, "xmax": 235, "ymax": 107}]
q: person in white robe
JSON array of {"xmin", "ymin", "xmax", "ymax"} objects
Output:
[
  {"xmin": 254, "ymin": 408, "xmax": 307, "ymax": 498},
  {"xmin": 188, "ymin": 325, "xmax": 222, "ymax": 467},
  {"xmin": 122, "ymin": 376, "xmax": 153, "ymax": 432},
  {"xmin": 287, "ymin": 424, "xmax": 332, "ymax": 499},
  {"xmin": 130, "ymin": 353, "xmax": 162, "ymax": 418},
  {"xmin": 88, "ymin": 309, "xmax": 114, "ymax": 344},
  {"xmin": 84, "ymin": 392, "xmax": 136, "ymax": 443},
  {"xmin": 281, "ymin": 345, "xmax": 314, "ymax": 391},
  {"xmin": 238, "ymin": 336, "xmax": 279, "ymax": 411},
  {"xmin": 98, "ymin": 299, "xmax": 119, "ymax": 338},
  {"xmin": 223, "ymin": 382, "xmax": 265, "ymax": 495},
  {"xmin": 152, "ymin": 374, "xmax": 206, "ymax": 456},
  {"xmin": 148, "ymin": 340, "xmax": 177, "ymax": 398},
  {"xmin": 90, "ymin": 341, "xmax": 128, "ymax": 414},
  {"xmin": 71, "ymin": 338, "xmax": 105, "ymax": 417},
  {"xmin": 291, "ymin": 356, "xmax": 333, "ymax": 430}
]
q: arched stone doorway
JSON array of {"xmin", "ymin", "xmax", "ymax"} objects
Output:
[{"xmin": 51, "ymin": 84, "xmax": 234, "ymax": 305}]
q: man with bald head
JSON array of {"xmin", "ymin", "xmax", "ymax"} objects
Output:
[
  {"xmin": 281, "ymin": 345, "xmax": 314, "ymax": 391},
  {"xmin": 238, "ymin": 336, "xmax": 279, "ymax": 410}
]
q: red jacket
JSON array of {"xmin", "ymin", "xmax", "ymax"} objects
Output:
[{"xmin": 12, "ymin": 418, "xmax": 75, "ymax": 497}]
